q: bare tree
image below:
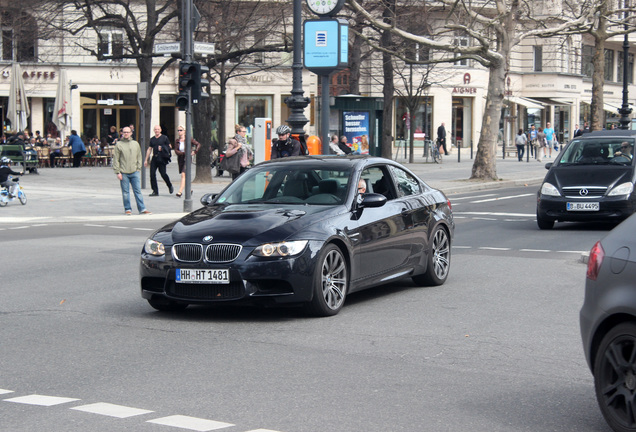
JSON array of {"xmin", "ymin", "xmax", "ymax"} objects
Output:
[
  {"xmin": 191, "ymin": 0, "xmax": 292, "ymax": 183},
  {"xmin": 36, "ymin": 0, "xmax": 179, "ymax": 156},
  {"xmin": 348, "ymin": 0, "xmax": 595, "ymax": 180}
]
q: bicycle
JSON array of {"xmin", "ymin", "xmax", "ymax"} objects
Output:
[
  {"xmin": 432, "ymin": 141, "xmax": 443, "ymax": 164},
  {"xmin": 0, "ymin": 176, "xmax": 27, "ymax": 207}
]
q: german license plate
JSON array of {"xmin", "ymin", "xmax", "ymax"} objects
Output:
[
  {"xmin": 176, "ymin": 269, "xmax": 229, "ymax": 284},
  {"xmin": 567, "ymin": 202, "xmax": 599, "ymax": 211}
]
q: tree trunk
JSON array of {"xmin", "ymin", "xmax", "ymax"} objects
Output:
[
  {"xmin": 380, "ymin": 0, "xmax": 395, "ymax": 159},
  {"xmin": 470, "ymin": 60, "xmax": 506, "ymax": 180},
  {"xmin": 193, "ymin": 98, "xmax": 212, "ymax": 183},
  {"xmin": 591, "ymin": 31, "xmax": 607, "ymax": 131}
]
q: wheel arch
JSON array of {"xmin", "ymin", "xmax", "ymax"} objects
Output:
[{"xmin": 590, "ymin": 314, "xmax": 636, "ymax": 373}]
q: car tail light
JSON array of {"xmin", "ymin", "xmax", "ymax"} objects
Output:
[
  {"xmin": 586, "ymin": 241, "xmax": 604, "ymax": 281},
  {"xmin": 447, "ymin": 199, "xmax": 452, "ymax": 211}
]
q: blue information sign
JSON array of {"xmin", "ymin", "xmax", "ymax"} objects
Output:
[{"xmin": 303, "ymin": 18, "xmax": 349, "ymax": 74}]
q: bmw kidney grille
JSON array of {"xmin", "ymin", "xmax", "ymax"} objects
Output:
[{"xmin": 172, "ymin": 243, "xmax": 241, "ymax": 263}]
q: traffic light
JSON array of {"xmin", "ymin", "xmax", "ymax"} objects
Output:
[
  {"xmin": 176, "ymin": 62, "xmax": 197, "ymax": 111},
  {"xmin": 192, "ymin": 64, "xmax": 210, "ymax": 104}
]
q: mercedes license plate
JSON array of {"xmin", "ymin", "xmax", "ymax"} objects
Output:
[
  {"xmin": 567, "ymin": 202, "xmax": 599, "ymax": 211},
  {"xmin": 176, "ymin": 269, "xmax": 229, "ymax": 284}
]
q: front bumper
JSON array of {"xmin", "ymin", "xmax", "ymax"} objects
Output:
[
  {"xmin": 140, "ymin": 240, "xmax": 323, "ymax": 306},
  {"xmin": 537, "ymin": 194, "xmax": 636, "ymax": 222}
]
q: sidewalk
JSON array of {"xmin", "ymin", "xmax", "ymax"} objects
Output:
[{"xmin": 0, "ymin": 148, "xmax": 549, "ymax": 224}]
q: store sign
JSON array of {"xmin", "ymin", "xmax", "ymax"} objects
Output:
[
  {"xmin": 452, "ymin": 87, "xmax": 477, "ymax": 94},
  {"xmin": 343, "ymin": 111, "xmax": 370, "ymax": 154},
  {"xmin": 1, "ymin": 71, "xmax": 57, "ymax": 79}
]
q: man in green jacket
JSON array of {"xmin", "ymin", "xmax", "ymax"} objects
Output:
[{"xmin": 113, "ymin": 127, "xmax": 151, "ymax": 215}]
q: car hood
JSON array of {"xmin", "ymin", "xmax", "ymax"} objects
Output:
[
  {"xmin": 549, "ymin": 165, "xmax": 634, "ymax": 189},
  {"xmin": 164, "ymin": 204, "xmax": 342, "ymax": 245}
]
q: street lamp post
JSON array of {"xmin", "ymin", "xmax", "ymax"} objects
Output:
[
  {"xmin": 285, "ymin": 0, "xmax": 310, "ymax": 138},
  {"xmin": 619, "ymin": 0, "xmax": 632, "ymax": 130}
]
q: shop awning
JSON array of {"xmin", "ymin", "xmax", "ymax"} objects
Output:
[
  {"xmin": 505, "ymin": 96, "xmax": 544, "ymax": 109},
  {"xmin": 533, "ymin": 97, "xmax": 573, "ymax": 106},
  {"xmin": 603, "ymin": 102, "xmax": 635, "ymax": 113}
]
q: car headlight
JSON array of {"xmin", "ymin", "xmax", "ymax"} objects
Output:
[
  {"xmin": 252, "ymin": 240, "xmax": 308, "ymax": 257},
  {"xmin": 608, "ymin": 182, "xmax": 634, "ymax": 196},
  {"xmin": 144, "ymin": 238, "xmax": 165, "ymax": 256},
  {"xmin": 540, "ymin": 182, "xmax": 561, "ymax": 197}
]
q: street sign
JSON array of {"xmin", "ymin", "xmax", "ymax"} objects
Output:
[
  {"xmin": 194, "ymin": 42, "xmax": 215, "ymax": 56},
  {"xmin": 154, "ymin": 42, "xmax": 181, "ymax": 55},
  {"xmin": 154, "ymin": 42, "xmax": 215, "ymax": 56},
  {"xmin": 97, "ymin": 99, "xmax": 123, "ymax": 106}
]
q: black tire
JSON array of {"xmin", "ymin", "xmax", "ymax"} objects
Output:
[
  {"xmin": 147, "ymin": 297, "xmax": 188, "ymax": 312},
  {"xmin": 412, "ymin": 226, "xmax": 451, "ymax": 286},
  {"xmin": 537, "ymin": 214, "xmax": 555, "ymax": 230},
  {"xmin": 18, "ymin": 190, "xmax": 26, "ymax": 205},
  {"xmin": 594, "ymin": 322, "xmax": 636, "ymax": 432},
  {"xmin": 305, "ymin": 244, "xmax": 348, "ymax": 317}
]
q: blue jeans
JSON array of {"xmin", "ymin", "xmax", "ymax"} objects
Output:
[{"xmin": 119, "ymin": 171, "xmax": 146, "ymax": 213}]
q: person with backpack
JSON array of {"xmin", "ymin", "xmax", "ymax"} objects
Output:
[{"xmin": 271, "ymin": 125, "xmax": 307, "ymax": 158}]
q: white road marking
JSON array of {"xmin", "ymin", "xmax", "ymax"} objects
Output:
[
  {"xmin": 453, "ymin": 245, "xmax": 472, "ymax": 249},
  {"xmin": 108, "ymin": 226, "xmax": 128, "ymax": 230},
  {"xmin": 454, "ymin": 211, "xmax": 535, "ymax": 217},
  {"xmin": 473, "ymin": 217, "xmax": 497, "ymax": 221},
  {"xmin": 147, "ymin": 415, "xmax": 234, "ymax": 431},
  {"xmin": 8, "ymin": 226, "xmax": 29, "ymax": 230},
  {"xmin": 479, "ymin": 247, "xmax": 512, "ymax": 251},
  {"xmin": 133, "ymin": 227, "xmax": 155, "ymax": 231},
  {"xmin": 84, "ymin": 224, "xmax": 106, "ymax": 227},
  {"xmin": 4, "ymin": 394, "xmax": 80, "ymax": 406},
  {"xmin": 71, "ymin": 402, "xmax": 154, "ymax": 418},
  {"xmin": 470, "ymin": 193, "xmax": 534, "ymax": 203},
  {"xmin": 450, "ymin": 193, "xmax": 497, "ymax": 201},
  {"xmin": 0, "ymin": 389, "xmax": 14, "ymax": 395},
  {"xmin": 520, "ymin": 249, "xmax": 550, "ymax": 253},
  {"xmin": 557, "ymin": 250, "xmax": 588, "ymax": 254}
]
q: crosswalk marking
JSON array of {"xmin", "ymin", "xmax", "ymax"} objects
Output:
[
  {"xmin": 147, "ymin": 415, "xmax": 234, "ymax": 431},
  {"xmin": 4, "ymin": 394, "xmax": 80, "ymax": 406},
  {"xmin": 71, "ymin": 402, "xmax": 154, "ymax": 418},
  {"xmin": 0, "ymin": 389, "xmax": 14, "ymax": 395}
]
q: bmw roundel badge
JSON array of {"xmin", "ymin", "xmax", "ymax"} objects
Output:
[{"xmin": 203, "ymin": 235, "xmax": 213, "ymax": 242}]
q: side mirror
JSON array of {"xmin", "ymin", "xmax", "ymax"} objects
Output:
[
  {"xmin": 360, "ymin": 193, "xmax": 387, "ymax": 208},
  {"xmin": 545, "ymin": 162, "xmax": 553, "ymax": 170},
  {"xmin": 200, "ymin": 193, "xmax": 218, "ymax": 206}
]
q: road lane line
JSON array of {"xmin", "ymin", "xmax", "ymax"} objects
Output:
[
  {"xmin": 479, "ymin": 247, "xmax": 512, "ymax": 251},
  {"xmin": 520, "ymin": 249, "xmax": 550, "ymax": 252},
  {"xmin": 71, "ymin": 402, "xmax": 153, "ymax": 418},
  {"xmin": 450, "ymin": 194, "xmax": 497, "ymax": 201},
  {"xmin": 454, "ymin": 211, "xmax": 535, "ymax": 217},
  {"xmin": 470, "ymin": 193, "xmax": 534, "ymax": 203},
  {"xmin": 147, "ymin": 415, "xmax": 234, "ymax": 431},
  {"xmin": 0, "ymin": 389, "xmax": 14, "ymax": 395},
  {"xmin": 4, "ymin": 394, "xmax": 80, "ymax": 406}
]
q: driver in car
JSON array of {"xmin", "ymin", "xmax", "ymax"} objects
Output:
[{"xmin": 614, "ymin": 141, "xmax": 633, "ymax": 159}]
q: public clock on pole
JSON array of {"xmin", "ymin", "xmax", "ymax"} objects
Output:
[{"xmin": 306, "ymin": 0, "xmax": 345, "ymax": 17}]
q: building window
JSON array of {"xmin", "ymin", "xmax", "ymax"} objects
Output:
[
  {"xmin": 1, "ymin": 10, "xmax": 36, "ymax": 61},
  {"xmin": 605, "ymin": 49, "xmax": 615, "ymax": 81},
  {"xmin": 252, "ymin": 31, "xmax": 266, "ymax": 64},
  {"xmin": 534, "ymin": 46, "xmax": 543, "ymax": 72},
  {"xmin": 617, "ymin": 51, "xmax": 634, "ymax": 84},
  {"xmin": 98, "ymin": 30, "xmax": 124, "ymax": 60},
  {"xmin": 236, "ymin": 95, "xmax": 273, "ymax": 139},
  {"xmin": 582, "ymin": 44, "xmax": 594, "ymax": 77},
  {"xmin": 454, "ymin": 35, "xmax": 469, "ymax": 66}
]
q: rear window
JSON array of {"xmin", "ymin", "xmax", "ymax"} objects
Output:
[{"xmin": 559, "ymin": 138, "xmax": 634, "ymax": 165}]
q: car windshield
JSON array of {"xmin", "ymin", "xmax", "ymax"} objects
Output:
[
  {"xmin": 559, "ymin": 138, "xmax": 635, "ymax": 165},
  {"xmin": 216, "ymin": 164, "xmax": 353, "ymax": 205}
]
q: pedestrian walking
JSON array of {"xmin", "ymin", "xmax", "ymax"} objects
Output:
[
  {"xmin": 573, "ymin": 124, "xmax": 583, "ymax": 138},
  {"xmin": 528, "ymin": 125, "xmax": 537, "ymax": 158},
  {"xmin": 515, "ymin": 129, "xmax": 527, "ymax": 161},
  {"xmin": 174, "ymin": 126, "xmax": 200, "ymax": 197},
  {"xmin": 544, "ymin": 122, "xmax": 555, "ymax": 158},
  {"xmin": 536, "ymin": 127, "xmax": 547, "ymax": 162},
  {"xmin": 437, "ymin": 122, "xmax": 448, "ymax": 155},
  {"xmin": 68, "ymin": 130, "xmax": 86, "ymax": 167},
  {"xmin": 113, "ymin": 127, "xmax": 151, "ymax": 215},
  {"xmin": 144, "ymin": 125, "xmax": 174, "ymax": 196}
]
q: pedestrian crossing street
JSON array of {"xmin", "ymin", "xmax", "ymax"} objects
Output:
[{"xmin": 1, "ymin": 389, "xmax": 282, "ymax": 432}]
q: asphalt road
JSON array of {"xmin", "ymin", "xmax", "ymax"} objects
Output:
[{"xmin": 0, "ymin": 185, "xmax": 616, "ymax": 432}]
